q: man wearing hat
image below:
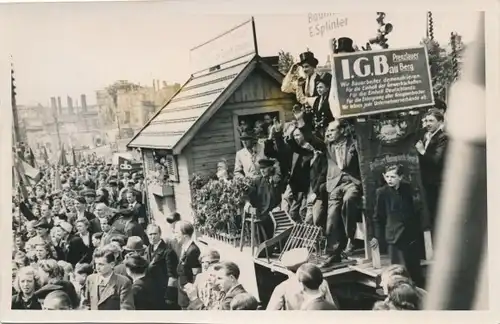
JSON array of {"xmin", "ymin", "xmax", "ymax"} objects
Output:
[
  {"xmin": 110, "ymin": 207, "xmax": 149, "ymax": 246},
  {"xmin": 124, "ymin": 253, "xmax": 167, "ymax": 310},
  {"xmin": 234, "ymin": 129, "xmax": 281, "ymax": 180},
  {"xmin": 26, "ymin": 218, "xmax": 52, "ymax": 252},
  {"xmin": 106, "ymin": 178, "xmax": 119, "ymax": 207},
  {"xmin": 282, "ymin": 50, "xmax": 332, "ymax": 109},
  {"xmin": 332, "ymin": 37, "xmax": 356, "ymax": 54},
  {"xmin": 113, "ymin": 236, "xmax": 148, "ymax": 279},
  {"xmin": 82, "ymin": 189, "xmax": 97, "ymax": 214},
  {"xmin": 34, "ymin": 284, "xmax": 65, "ymax": 307},
  {"xmin": 123, "ymin": 236, "xmax": 147, "ymax": 256},
  {"xmin": 266, "ymin": 248, "xmax": 336, "ymax": 310},
  {"xmin": 245, "ymin": 158, "xmax": 283, "ymax": 239}
]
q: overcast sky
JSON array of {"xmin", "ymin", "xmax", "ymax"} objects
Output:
[{"xmin": 1, "ymin": 1, "xmax": 479, "ymax": 106}]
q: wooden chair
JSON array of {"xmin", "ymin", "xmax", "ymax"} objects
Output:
[{"xmin": 239, "ymin": 210, "xmax": 270, "ymax": 259}]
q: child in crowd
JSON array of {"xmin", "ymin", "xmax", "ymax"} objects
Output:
[
  {"xmin": 370, "ymin": 164, "xmax": 423, "ymax": 287},
  {"xmin": 71, "ymin": 263, "xmax": 93, "ymax": 307}
]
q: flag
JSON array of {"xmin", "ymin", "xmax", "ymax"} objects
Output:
[
  {"xmin": 53, "ymin": 167, "xmax": 62, "ymax": 191},
  {"xmin": 22, "ymin": 160, "xmax": 42, "ymax": 183},
  {"xmin": 42, "ymin": 146, "xmax": 50, "ymax": 165},
  {"xmin": 12, "ymin": 152, "xmax": 30, "ymax": 201},
  {"xmin": 71, "ymin": 147, "xmax": 78, "ymax": 166},
  {"xmin": 24, "ymin": 146, "xmax": 37, "ymax": 168},
  {"xmin": 58, "ymin": 144, "xmax": 69, "ymax": 166}
]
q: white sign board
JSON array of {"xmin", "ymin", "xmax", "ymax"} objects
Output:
[{"xmin": 190, "ymin": 19, "xmax": 257, "ymax": 73}]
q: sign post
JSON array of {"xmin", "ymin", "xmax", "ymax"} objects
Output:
[{"xmin": 330, "ymin": 46, "xmax": 434, "ymax": 119}]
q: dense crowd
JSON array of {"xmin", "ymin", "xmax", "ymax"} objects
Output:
[{"xmin": 11, "ymin": 43, "xmax": 447, "ymax": 311}]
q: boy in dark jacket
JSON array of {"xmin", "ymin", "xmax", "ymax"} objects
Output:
[{"xmin": 370, "ymin": 164, "xmax": 423, "ymax": 287}]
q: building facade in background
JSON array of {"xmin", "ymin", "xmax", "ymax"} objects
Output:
[
  {"xmin": 20, "ymin": 94, "xmax": 101, "ymax": 154},
  {"xmin": 96, "ymin": 80, "xmax": 180, "ymax": 143}
]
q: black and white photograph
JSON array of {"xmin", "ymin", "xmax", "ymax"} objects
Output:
[{"xmin": 1, "ymin": 1, "xmax": 493, "ymax": 321}]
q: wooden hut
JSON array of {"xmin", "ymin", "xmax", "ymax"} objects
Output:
[{"xmin": 128, "ymin": 22, "xmax": 295, "ymax": 231}]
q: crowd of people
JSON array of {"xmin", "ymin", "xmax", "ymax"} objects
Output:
[
  {"xmin": 11, "ymin": 41, "xmax": 448, "ymax": 311},
  {"xmin": 234, "ymin": 46, "xmax": 447, "ymax": 279}
]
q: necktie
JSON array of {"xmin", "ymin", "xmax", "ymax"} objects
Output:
[{"xmin": 98, "ymin": 282, "xmax": 104, "ymax": 300}]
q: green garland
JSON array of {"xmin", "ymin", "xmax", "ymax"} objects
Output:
[{"xmin": 190, "ymin": 174, "xmax": 253, "ymax": 236}]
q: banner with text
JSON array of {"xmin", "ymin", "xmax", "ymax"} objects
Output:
[
  {"xmin": 331, "ymin": 46, "xmax": 434, "ymax": 118},
  {"xmin": 354, "ymin": 113, "xmax": 430, "ymax": 252}
]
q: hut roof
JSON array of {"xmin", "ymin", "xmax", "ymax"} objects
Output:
[{"xmin": 127, "ymin": 56, "xmax": 283, "ymax": 154}]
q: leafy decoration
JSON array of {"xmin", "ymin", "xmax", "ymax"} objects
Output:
[
  {"xmin": 420, "ymin": 35, "xmax": 465, "ymax": 99},
  {"xmin": 278, "ymin": 50, "xmax": 295, "ymax": 75},
  {"xmin": 190, "ymin": 174, "xmax": 252, "ymax": 236}
]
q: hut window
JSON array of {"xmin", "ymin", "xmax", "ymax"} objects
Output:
[
  {"xmin": 237, "ymin": 111, "xmax": 281, "ymax": 139},
  {"xmin": 151, "ymin": 150, "xmax": 179, "ymax": 183},
  {"xmin": 164, "ymin": 155, "xmax": 179, "ymax": 182}
]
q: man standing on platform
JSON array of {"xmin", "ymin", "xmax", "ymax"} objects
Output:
[
  {"xmin": 319, "ymin": 119, "xmax": 362, "ymax": 268},
  {"xmin": 415, "ymin": 108, "xmax": 448, "ymax": 236},
  {"xmin": 246, "ymin": 158, "xmax": 283, "ymax": 239}
]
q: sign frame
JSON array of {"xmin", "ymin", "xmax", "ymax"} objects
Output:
[
  {"xmin": 330, "ymin": 45, "xmax": 435, "ymax": 119},
  {"xmin": 189, "ymin": 17, "xmax": 258, "ymax": 75}
]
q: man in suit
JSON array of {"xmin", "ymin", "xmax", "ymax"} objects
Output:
[
  {"xmin": 319, "ymin": 119, "xmax": 362, "ymax": 268},
  {"xmin": 81, "ymin": 247, "xmax": 135, "ymax": 310},
  {"xmin": 415, "ymin": 108, "xmax": 448, "ymax": 235},
  {"xmin": 246, "ymin": 158, "xmax": 284, "ymax": 239},
  {"xmin": 296, "ymin": 263, "xmax": 338, "ymax": 310},
  {"xmin": 212, "ymin": 261, "xmax": 247, "ymax": 310},
  {"xmin": 234, "ymin": 130, "xmax": 280, "ymax": 180},
  {"xmin": 124, "ymin": 253, "xmax": 166, "ymax": 310},
  {"xmin": 126, "ymin": 189, "xmax": 147, "ymax": 229},
  {"xmin": 145, "ymin": 224, "xmax": 179, "ymax": 309},
  {"xmin": 276, "ymin": 125, "xmax": 319, "ymax": 222}
]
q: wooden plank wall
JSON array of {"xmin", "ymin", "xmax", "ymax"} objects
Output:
[
  {"xmin": 173, "ymin": 152, "xmax": 194, "ymax": 223},
  {"xmin": 187, "ymin": 69, "xmax": 295, "ymax": 178}
]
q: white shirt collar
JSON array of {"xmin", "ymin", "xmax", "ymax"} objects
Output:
[{"xmin": 152, "ymin": 240, "xmax": 162, "ymax": 251}]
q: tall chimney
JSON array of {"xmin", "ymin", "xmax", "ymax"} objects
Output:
[
  {"xmin": 57, "ymin": 97, "xmax": 62, "ymax": 114},
  {"xmin": 153, "ymin": 79, "xmax": 156, "ymax": 91},
  {"xmin": 67, "ymin": 96, "xmax": 73, "ymax": 114},
  {"xmin": 50, "ymin": 97, "xmax": 57, "ymax": 111},
  {"xmin": 81, "ymin": 94, "xmax": 87, "ymax": 113}
]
